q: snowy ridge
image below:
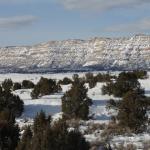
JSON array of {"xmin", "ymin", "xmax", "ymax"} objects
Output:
[{"xmin": 0, "ymin": 34, "xmax": 150, "ymax": 72}]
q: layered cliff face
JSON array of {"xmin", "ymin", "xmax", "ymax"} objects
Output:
[{"xmin": 0, "ymin": 34, "xmax": 150, "ymax": 72}]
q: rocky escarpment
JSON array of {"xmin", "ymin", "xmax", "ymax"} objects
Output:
[{"xmin": 0, "ymin": 34, "xmax": 150, "ymax": 73}]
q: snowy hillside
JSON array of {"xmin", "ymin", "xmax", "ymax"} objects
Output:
[{"xmin": 0, "ymin": 34, "xmax": 150, "ymax": 72}]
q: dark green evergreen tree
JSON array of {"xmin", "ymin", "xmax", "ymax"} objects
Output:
[
  {"xmin": 95, "ymin": 73, "xmax": 113, "ymax": 82},
  {"xmin": 117, "ymin": 91, "xmax": 149, "ymax": 132},
  {"xmin": 0, "ymin": 81, "xmax": 24, "ymax": 150},
  {"xmin": 22, "ymin": 80, "xmax": 34, "ymax": 89},
  {"xmin": 133, "ymin": 70, "xmax": 148, "ymax": 79},
  {"xmin": 0, "ymin": 86, "xmax": 2, "ymax": 95},
  {"xmin": 13, "ymin": 82, "xmax": 22, "ymax": 91},
  {"xmin": 107, "ymin": 91, "xmax": 150, "ymax": 132},
  {"xmin": 0, "ymin": 118, "xmax": 20, "ymax": 150},
  {"xmin": 33, "ymin": 110, "xmax": 51, "ymax": 134},
  {"xmin": 2, "ymin": 79, "xmax": 13, "ymax": 92},
  {"xmin": 58, "ymin": 77, "xmax": 72, "ymax": 85},
  {"xmin": 62, "ymin": 75, "xmax": 92, "ymax": 120},
  {"xmin": 31, "ymin": 77, "xmax": 60, "ymax": 99},
  {"xmin": 66, "ymin": 130, "xmax": 90, "ymax": 150},
  {"xmin": 0, "ymin": 92, "xmax": 24, "ymax": 117},
  {"xmin": 85, "ymin": 73, "xmax": 97, "ymax": 89},
  {"xmin": 17, "ymin": 126, "xmax": 32, "ymax": 150},
  {"xmin": 102, "ymin": 72, "xmax": 144, "ymax": 97}
]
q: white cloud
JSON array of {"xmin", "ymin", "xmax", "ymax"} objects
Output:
[
  {"xmin": 105, "ymin": 18, "xmax": 150, "ymax": 33},
  {"xmin": 57, "ymin": 0, "xmax": 150, "ymax": 12},
  {"xmin": 0, "ymin": 16, "xmax": 38, "ymax": 29}
]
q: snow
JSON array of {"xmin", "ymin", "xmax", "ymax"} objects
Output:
[
  {"xmin": 83, "ymin": 61, "xmax": 99, "ymax": 67},
  {"xmin": 13, "ymin": 89, "xmax": 32, "ymax": 100},
  {"xmin": 112, "ymin": 133, "xmax": 150, "ymax": 149},
  {"xmin": 139, "ymin": 77, "xmax": 150, "ymax": 97},
  {"xmin": 87, "ymin": 82, "xmax": 117, "ymax": 120},
  {"xmin": 0, "ymin": 71, "xmax": 150, "ymax": 149},
  {"xmin": 84, "ymin": 134, "xmax": 99, "ymax": 142}
]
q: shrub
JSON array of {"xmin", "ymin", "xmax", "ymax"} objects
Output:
[
  {"xmin": 102, "ymin": 72, "xmax": 144, "ymax": 97},
  {"xmin": 31, "ymin": 77, "xmax": 60, "ymax": 99},
  {"xmin": 58, "ymin": 77, "xmax": 72, "ymax": 85},
  {"xmin": 95, "ymin": 73, "xmax": 114, "ymax": 82},
  {"xmin": 132, "ymin": 70, "xmax": 148, "ymax": 79},
  {"xmin": 101, "ymin": 122, "xmax": 130, "ymax": 139},
  {"xmin": 13, "ymin": 82, "xmax": 22, "ymax": 91},
  {"xmin": 22, "ymin": 80, "xmax": 34, "ymax": 89}
]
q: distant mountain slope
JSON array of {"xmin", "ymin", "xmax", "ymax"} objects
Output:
[{"xmin": 0, "ymin": 34, "xmax": 150, "ymax": 73}]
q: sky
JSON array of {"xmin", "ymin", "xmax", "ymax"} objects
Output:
[{"xmin": 0, "ymin": 0, "xmax": 150, "ymax": 46}]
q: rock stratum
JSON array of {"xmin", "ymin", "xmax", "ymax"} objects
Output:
[{"xmin": 0, "ymin": 34, "xmax": 150, "ymax": 73}]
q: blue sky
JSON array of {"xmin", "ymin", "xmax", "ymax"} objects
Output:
[{"xmin": 0, "ymin": 0, "xmax": 150, "ymax": 46}]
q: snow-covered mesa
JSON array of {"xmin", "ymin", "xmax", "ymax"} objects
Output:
[{"xmin": 0, "ymin": 34, "xmax": 150, "ymax": 72}]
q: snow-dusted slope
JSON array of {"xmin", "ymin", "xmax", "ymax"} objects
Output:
[{"xmin": 0, "ymin": 34, "xmax": 150, "ymax": 72}]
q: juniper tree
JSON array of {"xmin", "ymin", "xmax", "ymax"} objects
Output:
[
  {"xmin": 107, "ymin": 91, "xmax": 150, "ymax": 132},
  {"xmin": 2, "ymin": 79, "xmax": 13, "ymax": 92},
  {"xmin": 0, "ymin": 92, "xmax": 24, "ymax": 118},
  {"xmin": 85, "ymin": 73, "xmax": 97, "ymax": 89},
  {"xmin": 58, "ymin": 77, "xmax": 72, "ymax": 85},
  {"xmin": 118, "ymin": 91, "xmax": 149, "ymax": 132},
  {"xmin": 31, "ymin": 77, "xmax": 60, "ymax": 99},
  {"xmin": 22, "ymin": 80, "xmax": 34, "ymax": 89},
  {"xmin": 62, "ymin": 75, "xmax": 92, "ymax": 120},
  {"xmin": 17, "ymin": 126, "xmax": 32, "ymax": 150},
  {"xmin": 0, "ymin": 117, "xmax": 20, "ymax": 150},
  {"xmin": 13, "ymin": 82, "xmax": 22, "ymax": 91},
  {"xmin": 102, "ymin": 72, "xmax": 144, "ymax": 97}
]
